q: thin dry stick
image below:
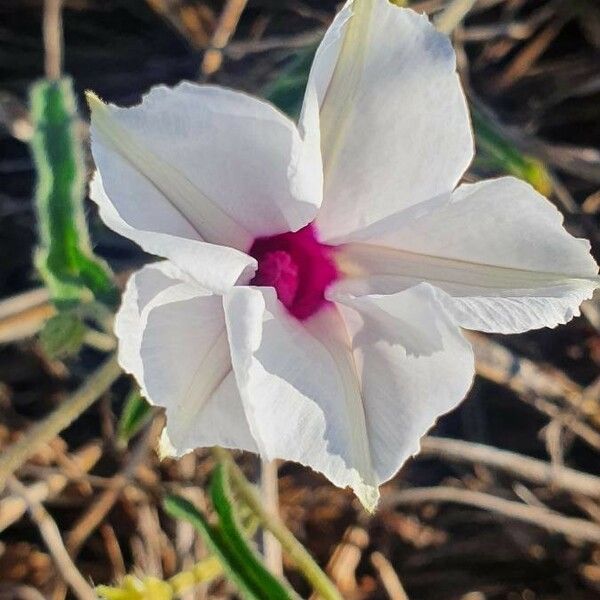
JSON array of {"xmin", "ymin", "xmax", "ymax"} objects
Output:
[
  {"xmin": 99, "ymin": 524, "xmax": 127, "ymax": 581},
  {"xmin": 467, "ymin": 331, "xmax": 583, "ymax": 404},
  {"xmin": 0, "ymin": 287, "xmax": 49, "ymax": 321},
  {"xmin": 66, "ymin": 414, "xmax": 164, "ymax": 556},
  {"xmin": 434, "ymin": 0, "xmax": 478, "ymax": 34},
  {"xmin": 520, "ymin": 394, "xmax": 600, "ymax": 451},
  {"xmin": 0, "ymin": 291, "xmax": 55, "ymax": 343},
  {"xmin": 0, "ymin": 442, "xmax": 102, "ymax": 532},
  {"xmin": 370, "ymin": 552, "xmax": 410, "ymax": 600},
  {"xmin": 493, "ymin": 15, "xmax": 566, "ymax": 91},
  {"xmin": 419, "ymin": 436, "xmax": 600, "ymax": 498},
  {"xmin": 0, "ymin": 584, "xmax": 46, "ymax": 600},
  {"xmin": 261, "ymin": 458, "xmax": 283, "ymax": 576},
  {"xmin": 313, "ymin": 526, "xmax": 368, "ymax": 598},
  {"xmin": 145, "ymin": 0, "xmax": 211, "ymax": 48},
  {"xmin": 467, "ymin": 331, "xmax": 600, "ymax": 432},
  {"xmin": 470, "ymin": 330, "xmax": 600, "ymax": 447},
  {"xmin": 213, "ymin": 447, "xmax": 343, "ymax": 600},
  {"xmin": 7, "ymin": 477, "xmax": 96, "ymax": 600},
  {"xmin": 0, "ymin": 353, "xmax": 121, "ymax": 491},
  {"xmin": 43, "ymin": 0, "xmax": 63, "ymax": 81},
  {"xmin": 201, "ymin": 0, "xmax": 249, "ymax": 76},
  {"xmin": 225, "ymin": 30, "xmax": 324, "ymax": 59},
  {"xmin": 0, "ymin": 272, "xmax": 129, "ymax": 345},
  {"xmin": 383, "ymin": 486, "xmax": 600, "ymax": 544}
]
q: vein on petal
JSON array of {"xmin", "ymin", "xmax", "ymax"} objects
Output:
[
  {"xmin": 319, "ymin": 0, "xmax": 375, "ymax": 180},
  {"xmin": 163, "ymin": 327, "xmax": 233, "ymax": 450},
  {"xmin": 338, "ymin": 243, "xmax": 600, "ymax": 293},
  {"xmin": 305, "ymin": 305, "xmax": 380, "ymax": 511}
]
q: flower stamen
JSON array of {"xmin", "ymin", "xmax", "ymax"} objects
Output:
[{"xmin": 249, "ymin": 224, "xmax": 338, "ymax": 320}]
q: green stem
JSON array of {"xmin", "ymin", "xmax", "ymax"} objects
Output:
[
  {"xmin": 0, "ymin": 354, "xmax": 121, "ymax": 490},
  {"xmin": 212, "ymin": 447, "xmax": 343, "ymax": 600}
]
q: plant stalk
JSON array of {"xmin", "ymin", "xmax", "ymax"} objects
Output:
[
  {"xmin": 213, "ymin": 447, "xmax": 343, "ymax": 600},
  {"xmin": 261, "ymin": 458, "xmax": 283, "ymax": 576}
]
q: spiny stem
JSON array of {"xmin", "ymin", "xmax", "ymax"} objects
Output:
[
  {"xmin": 0, "ymin": 354, "xmax": 121, "ymax": 491},
  {"xmin": 213, "ymin": 447, "xmax": 343, "ymax": 600}
]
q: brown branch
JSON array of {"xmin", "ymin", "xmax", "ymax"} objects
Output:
[
  {"xmin": 370, "ymin": 552, "xmax": 410, "ymax": 600},
  {"xmin": 419, "ymin": 437, "xmax": 600, "ymax": 498},
  {"xmin": 260, "ymin": 458, "xmax": 283, "ymax": 576},
  {"xmin": 468, "ymin": 331, "xmax": 583, "ymax": 403},
  {"xmin": 0, "ymin": 442, "xmax": 102, "ymax": 532},
  {"xmin": 519, "ymin": 394, "xmax": 600, "ymax": 451},
  {"xmin": 7, "ymin": 477, "xmax": 96, "ymax": 600},
  {"xmin": 0, "ymin": 354, "xmax": 121, "ymax": 491},
  {"xmin": 43, "ymin": 0, "xmax": 63, "ymax": 81},
  {"xmin": 467, "ymin": 332, "xmax": 600, "ymax": 439},
  {"xmin": 201, "ymin": 0, "xmax": 249, "ymax": 76},
  {"xmin": 65, "ymin": 413, "xmax": 164, "ymax": 556},
  {"xmin": 383, "ymin": 486, "xmax": 600, "ymax": 544},
  {"xmin": 317, "ymin": 527, "xmax": 369, "ymax": 598},
  {"xmin": 0, "ymin": 288, "xmax": 54, "ymax": 344}
]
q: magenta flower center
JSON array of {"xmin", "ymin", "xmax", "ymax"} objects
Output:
[{"xmin": 249, "ymin": 224, "xmax": 338, "ymax": 320}]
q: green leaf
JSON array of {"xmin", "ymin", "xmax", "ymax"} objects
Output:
[
  {"xmin": 164, "ymin": 466, "xmax": 298, "ymax": 600},
  {"xmin": 117, "ymin": 388, "xmax": 153, "ymax": 444},
  {"xmin": 39, "ymin": 311, "xmax": 86, "ymax": 359},
  {"xmin": 210, "ymin": 464, "xmax": 297, "ymax": 599},
  {"xmin": 263, "ymin": 46, "xmax": 317, "ymax": 119},
  {"xmin": 471, "ymin": 106, "xmax": 553, "ymax": 196},
  {"xmin": 29, "ymin": 78, "xmax": 118, "ymax": 309}
]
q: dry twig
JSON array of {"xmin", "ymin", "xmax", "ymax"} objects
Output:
[
  {"xmin": 0, "ymin": 442, "xmax": 102, "ymax": 532},
  {"xmin": 0, "ymin": 354, "xmax": 121, "ymax": 490},
  {"xmin": 370, "ymin": 552, "xmax": 410, "ymax": 600},
  {"xmin": 65, "ymin": 414, "xmax": 164, "ymax": 556},
  {"xmin": 314, "ymin": 527, "xmax": 368, "ymax": 598},
  {"xmin": 261, "ymin": 458, "xmax": 283, "ymax": 576},
  {"xmin": 7, "ymin": 477, "xmax": 96, "ymax": 600},
  {"xmin": 419, "ymin": 436, "xmax": 600, "ymax": 498},
  {"xmin": 384, "ymin": 486, "xmax": 600, "ymax": 544},
  {"xmin": 43, "ymin": 0, "xmax": 63, "ymax": 80},
  {"xmin": 0, "ymin": 288, "xmax": 53, "ymax": 344},
  {"xmin": 145, "ymin": 0, "xmax": 213, "ymax": 48},
  {"xmin": 202, "ymin": 0, "xmax": 249, "ymax": 76},
  {"xmin": 467, "ymin": 332, "xmax": 600, "ymax": 439},
  {"xmin": 435, "ymin": 0, "xmax": 479, "ymax": 34}
]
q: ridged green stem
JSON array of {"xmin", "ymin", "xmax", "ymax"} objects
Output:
[{"xmin": 213, "ymin": 447, "xmax": 343, "ymax": 600}]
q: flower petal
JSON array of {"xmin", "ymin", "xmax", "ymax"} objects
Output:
[
  {"xmin": 301, "ymin": 0, "xmax": 473, "ymax": 241},
  {"xmin": 330, "ymin": 284, "xmax": 475, "ymax": 483},
  {"xmin": 90, "ymin": 173, "xmax": 256, "ymax": 292},
  {"xmin": 336, "ymin": 177, "xmax": 599, "ymax": 333},
  {"xmin": 115, "ymin": 260, "xmax": 184, "ymax": 382},
  {"xmin": 116, "ymin": 263, "xmax": 257, "ymax": 455},
  {"xmin": 89, "ymin": 83, "xmax": 322, "ymax": 251},
  {"xmin": 223, "ymin": 286, "xmax": 379, "ymax": 511}
]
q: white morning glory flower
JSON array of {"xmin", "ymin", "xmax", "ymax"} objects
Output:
[{"xmin": 88, "ymin": 0, "xmax": 599, "ymax": 511}]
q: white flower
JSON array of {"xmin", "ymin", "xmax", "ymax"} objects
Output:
[{"xmin": 88, "ymin": 0, "xmax": 599, "ymax": 511}]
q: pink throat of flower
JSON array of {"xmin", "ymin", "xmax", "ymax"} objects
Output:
[{"xmin": 249, "ymin": 224, "xmax": 338, "ymax": 320}]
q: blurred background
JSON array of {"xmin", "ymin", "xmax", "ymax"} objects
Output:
[{"xmin": 1, "ymin": 0, "xmax": 600, "ymax": 598}]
